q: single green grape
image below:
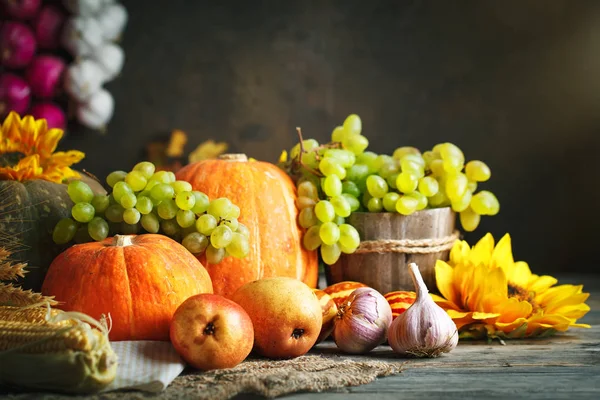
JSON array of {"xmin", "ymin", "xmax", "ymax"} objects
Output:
[
  {"xmin": 303, "ymin": 225, "xmax": 322, "ymax": 251},
  {"xmin": 396, "ymin": 172, "xmax": 419, "ymax": 194},
  {"xmin": 395, "ymin": 196, "xmax": 419, "ymax": 215},
  {"xmin": 382, "ymin": 192, "xmax": 400, "ymax": 212},
  {"xmin": 445, "ymin": 172, "xmax": 468, "ymax": 201},
  {"xmin": 319, "ymin": 222, "xmax": 340, "ymax": 246},
  {"xmin": 428, "ymin": 187, "xmax": 450, "ymax": 207},
  {"xmin": 196, "ymin": 213, "xmax": 218, "ymax": 235},
  {"xmin": 226, "ymin": 232, "xmax": 250, "ymax": 258},
  {"xmin": 150, "ymin": 183, "xmax": 175, "ymax": 202},
  {"xmin": 422, "ymin": 150, "xmax": 440, "ymax": 169},
  {"xmin": 321, "ymin": 243, "xmax": 341, "ymax": 265},
  {"xmin": 88, "ymin": 217, "xmax": 109, "ymax": 241},
  {"xmin": 191, "ymin": 191, "xmax": 210, "ymax": 214},
  {"xmin": 205, "ymin": 244, "xmax": 226, "ymax": 264},
  {"xmin": 223, "ymin": 217, "xmax": 239, "ymax": 231},
  {"xmin": 386, "ymin": 173, "xmax": 399, "ymax": 189},
  {"xmin": 151, "ymin": 170, "xmax": 171, "ymax": 184},
  {"xmin": 346, "ymin": 164, "xmax": 370, "ymax": 183},
  {"xmin": 331, "ymin": 125, "xmax": 348, "ymax": 142},
  {"xmin": 429, "ymin": 159, "xmax": 445, "ymax": 176},
  {"xmin": 182, "ymin": 232, "xmax": 209, "ymax": 254},
  {"xmin": 113, "ymin": 181, "xmax": 133, "ymax": 202},
  {"xmin": 341, "ymin": 181, "xmax": 360, "ymax": 198},
  {"xmin": 343, "ymin": 114, "xmax": 362, "ymax": 135},
  {"xmin": 465, "ymin": 160, "xmax": 491, "ymax": 182},
  {"xmin": 140, "ymin": 213, "xmax": 160, "ymax": 233},
  {"xmin": 227, "ymin": 204, "xmax": 241, "ymax": 219},
  {"xmin": 160, "ymin": 218, "xmax": 180, "ymax": 236},
  {"xmin": 378, "ymin": 161, "xmax": 399, "ymax": 179},
  {"xmin": 105, "ymin": 204, "xmax": 124, "ymax": 223},
  {"xmin": 460, "ymin": 208, "xmax": 481, "ymax": 232},
  {"xmin": 355, "ymin": 151, "xmax": 378, "ymax": 173},
  {"xmin": 207, "ymin": 197, "xmax": 233, "ymax": 219},
  {"xmin": 342, "ymin": 134, "xmax": 369, "ymax": 155},
  {"xmin": 71, "ymin": 202, "xmax": 95, "ymax": 223},
  {"xmin": 157, "ymin": 198, "xmax": 178, "ymax": 220},
  {"xmin": 470, "ymin": 191, "xmax": 499, "ymax": 216},
  {"xmin": 338, "ymin": 224, "xmax": 360, "ymax": 250},
  {"xmin": 125, "ymin": 171, "xmax": 147, "ymax": 192},
  {"xmin": 135, "ymin": 196, "xmax": 153, "ymax": 214},
  {"xmin": 296, "ymin": 196, "xmax": 317, "ymax": 210},
  {"xmin": 322, "ymin": 175, "xmax": 343, "ymax": 197},
  {"xmin": 106, "ymin": 170, "xmax": 127, "ymax": 188},
  {"xmin": 133, "ymin": 161, "xmax": 156, "ymax": 179},
  {"xmin": 145, "ymin": 179, "xmax": 160, "ymax": 191},
  {"xmin": 175, "ymin": 191, "xmax": 196, "ymax": 211},
  {"xmin": 393, "ymin": 146, "xmax": 420, "ymax": 161},
  {"xmin": 299, "ymin": 207, "xmax": 319, "ymax": 228},
  {"xmin": 314, "ymin": 200, "xmax": 335, "ymax": 223},
  {"xmin": 366, "ymin": 175, "xmax": 388, "ymax": 198},
  {"xmin": 467, "ymin": 180, "xmax": 478, "ymax": 193},
  {"xmin": 171, "ymin": 180, "xmax": 193, "ymax": 194},
  {"xmin": 176, "ymin": 209, "xmax": 196, "ymax": 228},
  {"xmin": 67, "ymin": 180, "xmax": 94, "ymax": 204},
  {"xmin": 297, "ymin": 180, "xmax": 319, "ymax": 200},
  {"xmin": 330, "ymin": 195, "xmax": 351, "ymax": 218},
  {"xmin": 52, "ymin": 218, "xmax": 78, "ymax": 244},
  {"xmin": 319, "ymin": 157, "xmax": 346, "ymax": 179},
  {"xmin": 400, "ymin": 153, "xmax": 426, "ymax": 172},
  {"xmin": 91, "ymin": 194, "xmax": 110, "ymax": 213},
  {"xmin": 451, "ymin": 190, "xmax": 472, "ymax": 213},
  {"xmin": 406, "ymin": 191, "xmax": 428, "ymax": 211},
  {"xmin": 341, "ymin": 193, "xmax": 360, "ymax": 212},
  {"xmin": 210, "ymin": 225, "xmax": 233, "ymax": 249},
  {"xmin": 418, "ymin": 176, "xmax": 439, "ymax": 197},
  {"xmin": 120, "ymin": 192, "xmax": 137, "ymax": 209},
  {"xmin": 323, "ymin": 148, "xmax": 356, "ymax": 168},
  {"xmin": 123, "ymin": 208, "xmax": 141, "ymax": 224},
  {"xmin": 367, "ymin": 197, "xmax": 383, "ymax": 212},
  {"xmin": 237, "ymin": 223, "xmax": 250, "ymax": 238}
]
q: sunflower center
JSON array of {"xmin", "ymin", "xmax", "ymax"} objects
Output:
[
  {"xmin": 0, "ymin": 152, "xmax": 25, "ymax": 168},
  {"xmin": 508, "ymin": 282, "xmax": 539, "ymax": 315}
]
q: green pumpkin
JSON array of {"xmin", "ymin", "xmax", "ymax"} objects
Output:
[{"xmin": 0, "ymin": 179, "xmax": 73, "ymax": 291}]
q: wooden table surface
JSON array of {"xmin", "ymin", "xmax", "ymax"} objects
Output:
[{"xmin": 1, "ymin": 274, "xmax": 598, "ymax": 400}]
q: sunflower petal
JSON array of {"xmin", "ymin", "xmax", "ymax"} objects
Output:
[
  {"xmin": 527, "ymin": 274, "xmax": 558, "ymax": 294},
  {"xmin": 435, "ymin": 260, "xmax": 459, "ymax": 306}
]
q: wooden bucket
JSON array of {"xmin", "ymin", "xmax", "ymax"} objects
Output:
[{"xmin": 325, "ymin": 208, "xmax": 457, "ymax": 294}]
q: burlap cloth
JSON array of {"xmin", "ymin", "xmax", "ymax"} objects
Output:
[{"xmin": 1, "ymin": 350, "xmax": 404, "ymax": 399}]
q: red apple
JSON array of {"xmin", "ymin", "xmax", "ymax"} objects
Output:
[{"xmin": 170, "ymin": 293, "xmax": 254, "ymax": 370}]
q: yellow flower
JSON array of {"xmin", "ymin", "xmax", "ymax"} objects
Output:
[
  {"xmin": 432, "ymin": 233, "xmax": 591, "ymax": 339},
  {"xmin": 0, "ymin": 112, "xmax": 84, "ymax": 183}
]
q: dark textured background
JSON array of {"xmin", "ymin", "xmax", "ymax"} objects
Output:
[{"xmin": 60, "ymin": 0, "xmax": 600, "ymax": 274}]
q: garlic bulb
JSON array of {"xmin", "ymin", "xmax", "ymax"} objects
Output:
[
  {"xmin": 332, "ymin": 287, "xmax": 392, "ymax": 354},
  {"xmin": 96, "ymin": 3, "xmax": 128, "ymax": 41},
  {"xmin": 61, "ymin": 16, "xmax": 104, "ymax": 57},
  {"xmin": 388, "ymin": 263, "xmax": 458, "ymax": 358},
  {"xmin": 76, "ymin": 88, "xmax": 114, "ymax": 130},
  {"xmin": 64, "ymin": 59, "xmax": 107, "ymax": 102},
  {"xmin": 90, "ymin": 43, "xmax": 124, "ymax": 81}
]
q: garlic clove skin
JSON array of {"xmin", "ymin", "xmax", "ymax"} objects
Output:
[
  {"xmin": 61, "ymin": 16, "xmax": 104, "ymax": 57},
  {"xmin": 65, "ymin": 59, "xmax": 107, "ymax": 102},
  {"xmin": 90, "ymin": 43, "xmax": 124, "ymax": 81},
  {"xmin": 76, "ymin": 87, "xmax": 114, "ymax": 130},
  {"xmin": 332, "ymin": 287, "xmax": 393, "ymax": 354},
  {"xmin": 96, "ymin": 3, "xmax": 128, "ymax": 42},
  {"xmin": 388, "ymin": 263, "xmax": 458, "ymax": 358}
]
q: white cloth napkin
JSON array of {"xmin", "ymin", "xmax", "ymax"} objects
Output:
[{"xmin": 102, "ymin": 341, "xmax": 186, "ymax": 393}]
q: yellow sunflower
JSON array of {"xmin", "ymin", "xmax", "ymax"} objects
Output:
[
  {"xmin": 432, "ymin": 233, "xmax": 591, "ymax": 339},
  {"xmin": 0, "ymin": 111, "xmax": 84, "ymax": 183}
]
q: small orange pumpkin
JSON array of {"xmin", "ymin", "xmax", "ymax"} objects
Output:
[
  {"xmin": 175, "ymin": 154, "xmax": 319, "ymax": 298},
  {"xmin": 41, "ymin": 234, "xmax": 213, "ymax": 341}
]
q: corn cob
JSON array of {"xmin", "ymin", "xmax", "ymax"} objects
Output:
[{"xmin": 0, "ymin": 305, "xmax": 118, "ymax": 393}]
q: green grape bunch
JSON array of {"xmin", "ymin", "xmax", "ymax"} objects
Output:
[
  {"xmin": 52, "ymin": 161, "xmax": 250, "ymax": 265},
  {"xmin": 279, "ymin": 113, "xmax": 499, "ymax": 265}
]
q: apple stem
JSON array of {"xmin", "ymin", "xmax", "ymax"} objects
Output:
[
  {"xmin": 204, "ymin": 323, "xmax": 216, "ymax": 336},
  {"xmin": 291, "ymin": 328, "xmax": 304, "ymax": 339}
]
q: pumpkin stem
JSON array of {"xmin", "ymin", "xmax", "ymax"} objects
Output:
[
  {"xmin": 217, "ymin": 154, "xmax": 248, "ymax": 162},
  {"xmin": 113, "ymin": 235, "xmax": 134, "ymax": 247}
]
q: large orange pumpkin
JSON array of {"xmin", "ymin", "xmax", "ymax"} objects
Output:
[
  {"xmin": 175, "ymin": 154, "xmax": 319, "ymax": 297},
  {"xmin": 41, "ymin": 234, "xmax": 213, "ymax": 341}
]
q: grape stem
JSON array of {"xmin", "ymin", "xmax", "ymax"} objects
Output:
[{"xmin": 294, "ymin": 127, "xmax": 323, "ymax": 177}]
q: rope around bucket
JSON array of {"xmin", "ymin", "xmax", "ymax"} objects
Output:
[{"xmin": 354, "ymin": 230, "xmax": 460, "ymax": 254}]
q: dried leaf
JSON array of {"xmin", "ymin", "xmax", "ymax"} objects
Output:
[
  {"xmin": 166, "ymin": 129, "xmax": 188, "ymax": 158},
  {"xmin": 188, "ymin": 140, "xmax": 229, "ymax": 163}
]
